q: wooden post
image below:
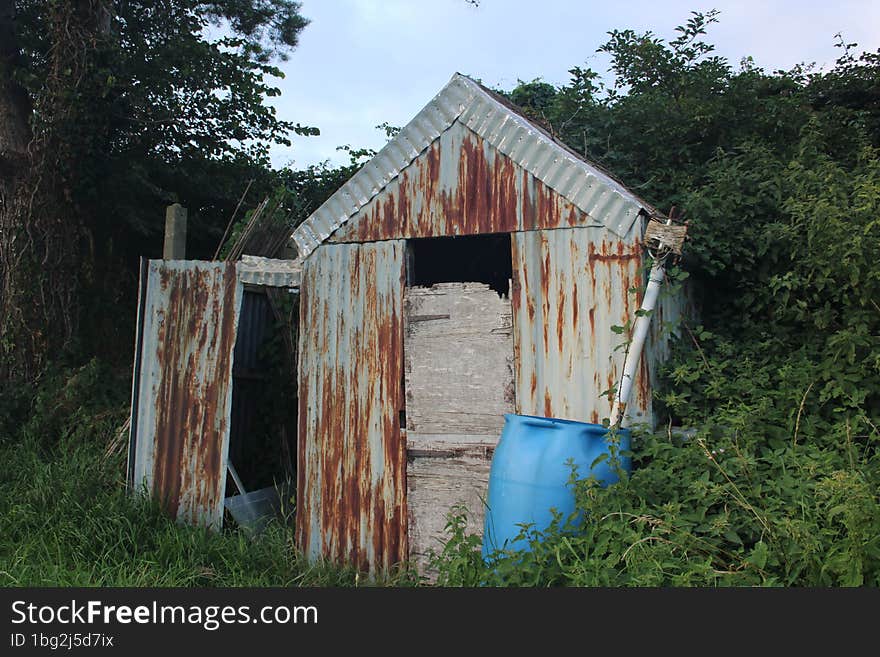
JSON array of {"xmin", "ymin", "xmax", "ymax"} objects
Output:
[{"xmin": 163, "ymin": 203, "xmax": 187, "ymax": 259}]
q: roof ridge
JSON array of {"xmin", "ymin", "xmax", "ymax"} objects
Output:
[
  {"xmin": 291, "ymin": 73, "xmax": 652, "ymax": 260},
  {"xmin": 461, "ymin": 74, "xmax": 650, "ymax": 202}
]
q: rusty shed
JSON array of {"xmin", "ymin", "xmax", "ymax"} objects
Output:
[{"xmin": 291, "ymin": 73, "xmax": 687, "ymax": 574}]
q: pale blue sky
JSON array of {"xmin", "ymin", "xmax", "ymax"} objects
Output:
[{"xmin": 267, "ymin": 0, "xmax": 880, "ymax": 169}]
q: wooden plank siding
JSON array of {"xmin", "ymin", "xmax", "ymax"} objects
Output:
[{"xmin": 404, "ymin": 283, "xmax": 514, "ymax": 436}]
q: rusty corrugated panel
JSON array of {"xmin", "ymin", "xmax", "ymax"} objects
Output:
[
  {"xmin": 511, "ymin": 226, "xmax": 657, "ymax": 427},
  {"xmin": 328, "ymin": 122, "xmax": 605, "ymax": 243},
  {"xmin": 292, "ymin": 73, "xmax": 652, "ymax": 258},
  {"xmin": 129, "ymin": 260, "xmax": 243, "ymax": 527},
  {"xmin": 297, "ymin": 240, "xmax": 407, "ymax": 573},
  {"xmin": 238, "ymin": 255, "xmax": 302, "ymax": 287},
  {"xmin": 292, "ymin": 75, "xmax": 476, "ymax": 257}
]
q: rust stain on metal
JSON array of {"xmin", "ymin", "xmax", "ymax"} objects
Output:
[
  {"xmin": 586, "ymin": 240, "xmax": 641, "ymax": 263},
  {"xmin": 606, "ymin": 371, "xmax": 617, "ymax": 404},
  {"xmin": 130, "ymin": 261, "xmax": 241, "ymax": 528},
  {"xmin": 556, "ymin": 267, "xmax": 567, "ymax": 354},
  {"xmin": 521, "ymin": 170, "xmax": 534, "ymax": 230},
  {"xmin": 524, "ymin": 258, "xmax": 536, "ymax": 325},
  {"xmin": 297, "ymin": 241, "xmax": 407, "ymax": 573},
  {"xmin": 329, "ymin": 122, "xmax": 597, "ymax": 244},
  {"xmin": 541, "ymin": 234, "xmax": 551, "ymax": 350},
  {"xmin": 511, "ymin": 227, "xmax": 661, "ymax": 426}
]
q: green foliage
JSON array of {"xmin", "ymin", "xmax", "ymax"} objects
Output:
[
  {"xmin": 281, "ymin": 160, "xmax": 360, "ymax": 221},
  {"xmin": 676, "ymin": 126, "xmax": 880, "ymax": 420},
  {"xmin": 505, "ymin": 79, "xmax": 558, "ymax": 117},
  {"xmin": 0, "ymin": 436, "xmax": 393, "ymax": 586},
  {"xmin": 429, "ymin": 505, "xmax": 486, "ymax": 587},
  {"xmin": 200, "ymin": 0, "xmax": 310, "ymax": 63},
  {"xmin": 12, "ymin": 0, "xmax": 314, "ymax": 251},
  {"xmin": 516, "ymin": 11, "xmax": 842, "ymax": 208},
  {"xmin": 3, "ymin": 1, "xmax": 315, "ymax": 377},
  {"xmin": 278, "ymin": 121, "xmax": 405, "ymax": 237},
  {"xmin": 18, "ymin": 360, "xmax": 130, "ymax": 450}
]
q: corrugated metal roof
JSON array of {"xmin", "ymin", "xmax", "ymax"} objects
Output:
[
  {"xmin": 292, "ymin": 73, "xmax": 654, "ymax": 259},
  {"xmin": 238, "ymin": 255, "xmax": 302, "ymax": 287}
]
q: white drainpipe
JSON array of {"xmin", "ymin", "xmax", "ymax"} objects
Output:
[
  {"xmin": 608, "ymin": 256, "xmax": 666, "ymax": 428},
  {"xmin": 608, "ymin": 211, "xmax": 687, "ymax": 428}
]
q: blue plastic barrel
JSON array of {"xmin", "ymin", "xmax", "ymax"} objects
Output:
[{"xmin": 482, "ymin": 414, "xmax": 631, "ymax": 557}]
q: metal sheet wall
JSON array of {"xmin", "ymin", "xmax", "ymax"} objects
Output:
[
  {"xmin": 129, "ymin": 260, "xmax": 242, "ymax": 527},
  {"xmin": 511, "ymin": 226, "xmax": 656, "ymax": 426},
  {"xmin": 297, "ymin": 240, "xmax": 407, "ymax": 573},
  {"xmin": 327, "ymin": 121, "xmax": 604, "ymax": 244}
]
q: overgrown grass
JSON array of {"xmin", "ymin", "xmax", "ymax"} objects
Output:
[{"xmin": 0, "ymin": 360, "xmax": 413, "ymax": 587}]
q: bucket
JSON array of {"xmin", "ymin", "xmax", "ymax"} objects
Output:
[
  {"xmin": 482, "ymin": 414, "xmax": 631, "ymax": 556},
  {"xmin": 223, "ymin": 485, "xmax": 285, "ymax": 536}
]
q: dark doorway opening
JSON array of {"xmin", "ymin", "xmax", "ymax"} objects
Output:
[
  {"xmin": 407, "ymin": 233, "xmax": 513, "ymax": 297},
  {"xmin": 225, "ymin": 287, "xmax": 298, "ymax": 532}
]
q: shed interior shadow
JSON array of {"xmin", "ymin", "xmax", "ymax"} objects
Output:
[
  {"xmin": 225, "ymin": 286, "xmax": 297, "ymax": 523},
  {"xmin": 406, "ymin": 233, "xmax": 513, "ymax": 297}
]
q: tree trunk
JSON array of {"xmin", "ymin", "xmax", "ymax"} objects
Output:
[
  {"xmin": 0, "ymin": 1, "xmax": 111, "ymax": 382},
  {"xmin": 0, "ymin": 0, "xmax": 39, "ymax": 382},
  {"xmin": 0, "ymin": 1, "xmax": 31, "ymax": 163}
]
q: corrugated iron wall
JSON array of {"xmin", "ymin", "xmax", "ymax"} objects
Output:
[
  {"xmin": 511, "ymin": 226, "xmax": 656, "ymax": 426},
  {"xmin": 297, "ymin": 240, "xmax": 407, "ymax": 573},
  {"xmin": 327, "ymin": 121, "xmax": 603, "ymax": 244},
  {"xmin": 129, "ymin": 260, "xmax": 242, "ymax": 527}
]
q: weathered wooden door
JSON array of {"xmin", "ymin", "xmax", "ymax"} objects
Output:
[{"xmin": 403, "ymin": 282, "xmax": 515, "ymax": 574}]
